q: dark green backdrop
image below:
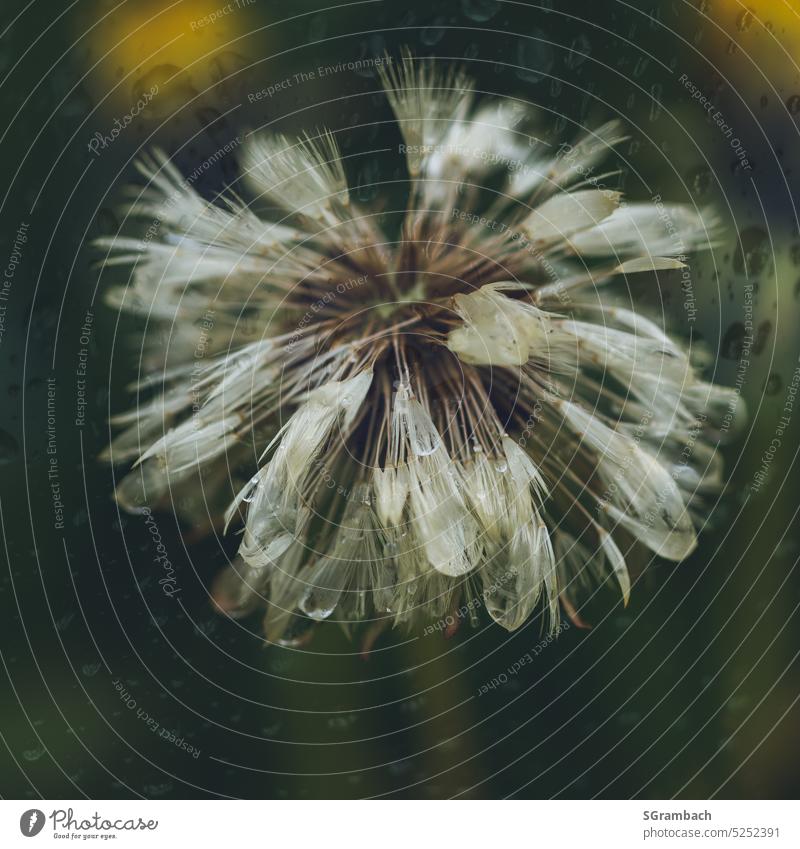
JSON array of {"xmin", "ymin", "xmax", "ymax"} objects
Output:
[{"xmin": 1, "ymin": 0, "xmax": 798, "ymax": 798}]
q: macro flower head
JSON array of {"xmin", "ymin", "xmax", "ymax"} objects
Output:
[{"xmin": 99, "ymin": 51, "xmax": 742, "ymax": 645}]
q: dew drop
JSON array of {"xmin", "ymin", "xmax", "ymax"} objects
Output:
[
  {"xmin": 752, "ymin": 320, "xmax": 771, "ymax": 355},
  {"xmin": 305, "ymin": 603, "xmax": 336, "ymax": 621},
  {"xmin": 421, "ymin": 18, "xmax": 446, "ymax": 46},
  {"xmin": 461, "ymin": 0, "xmax": 499, "ymax": 22},
  {"xmin": 721, "ymin": 322, "xmax": 746, "ymax": 359},
  {"xmin": 208, "ymin": 50, "xmax": 251, "ymax": 84},
  {"xmin": 516, "ymin": 31, "xmax": 554, "ymax": 84},
  {"xmin": 564, "ymin": 34, "xmax": 591, "ymax": 69},
  {"xmin": 736, "ymin": 7, "xmax": 755, "ymax": 31},
  {"xmin": 687, "ymin": 165, "xmax": 713, "ymax": 198},
  {"xmin": 733, "ymin": 227, "xmax": 770, "ymax": 275},
  {"xmin": 242, "ymin": 475, "xmax": 260, "ymax": 503},
  {"xmin": 765, "ymin": 373, "xmax": 782, "ymax": 395},
  {"xmin": 59, "ymin": 87, "xmax": 93, "ymax": 119},
  {"xmin": 0, "ymin": 429, "xmax": 19, "ymax": 465},
  {"xmin": 56, "ymin": 613, "xmax": 75, "ymax": 632}
]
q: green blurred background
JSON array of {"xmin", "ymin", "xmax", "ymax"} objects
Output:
[{"xmin": 1, "ymin": 0, "xmax": 799, "ymax": 798}]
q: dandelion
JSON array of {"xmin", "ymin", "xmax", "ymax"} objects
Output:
[{"xmin": 99, "ymin": 52, "xmax": 742, "ymax": 645}]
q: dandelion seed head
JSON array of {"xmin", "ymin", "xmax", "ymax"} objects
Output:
[{"xmin": 99, "ymin": 53, "xmax": 743, "ymax": 644}]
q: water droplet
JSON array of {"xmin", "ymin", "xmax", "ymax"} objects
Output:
[
  {"xmin": 687, "ymin": 165, "xmax": 713, "ymax": 198},
  {"xmin": 0, "ymin": 429, "xmax": 19, "ymax": 464},
  {"xmin": 787, "ymin": 95, "xmax": 800, "ymax": 115},
  {"xmin": 733, "ymin": 227, "xmax": 770, "ymax": 275},
  {"xmin": 564, "ymin": 34, "xmax": 591, "ymax": 70},
  {"xmin": 721, "ymin": 322, "xmax": 746, "ymax": 359},
  {"xmin": 516, "ymin": 31, "xmax": 554, "ymax": 84},
  {"xmin": 305, "ymin": 602, "xmax": 336, "ymax": 621},
  {"xmin": 143, "ymin": 783, "xmax": 173, "ymax": 797},
  {"xmin": 355, "ymin": 158, "xmax": 381, "ymax": 202},
  {"xmin": 421, "ymin": 18, "xmax": 447, "ymax": 46},
  {"xmin": 765, "ymin": 373, "xmax": 782, "ymax": 395},
  {"xmin": 242, "ymin": 474, "xmax": 260, "ymax": 503},
  {"xmin": 59, "ymin": 86, "xmax": 93, "ymax": 119},
  {"xmin": 752, "ymin": 320, "xmax": 771, "ymax": 355},
  {"xmin": 461, "ymin": 0, "xmax": 499, "ymax": 22},
  {"xmin": 208, "ymin": 51, "xmax": 251, "ymax": 86},
  {"xmin": 736, "ymin": 8, "xmax": 755, "ymax": 31},
  {"xmin": 413, "ymin": 436, "xmax": 439, "ymax": 457},
  {"xmin": 308, "ymin": 14, "xmax": 328, "ymax": 39},
  {"xmin": 194, "ymin": 106, "xmax": 226, "ymax": 140}
]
